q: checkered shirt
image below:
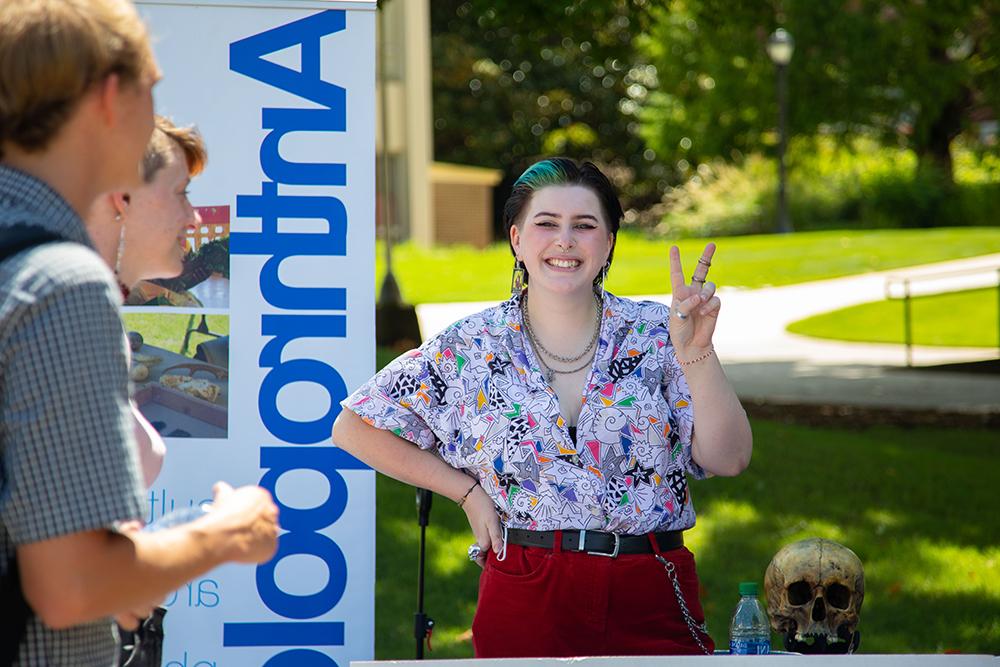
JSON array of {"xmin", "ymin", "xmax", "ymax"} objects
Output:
[{"xmin": 0, "ymin": 165, "xmax": 144, "ymax": 666}]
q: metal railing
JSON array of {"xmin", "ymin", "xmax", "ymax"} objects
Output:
[{"xmin": 884, "ymin": 265, "xmax": 1000, "ymax": 367}]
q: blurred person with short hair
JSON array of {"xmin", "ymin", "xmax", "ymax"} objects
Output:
[
  {"xmin": 86, "ymin": 114, "xmax": 208, "ymax": 489},
  {"xmin": 0, "ymin": 2, "xmax": 279, "ymax": 665}
]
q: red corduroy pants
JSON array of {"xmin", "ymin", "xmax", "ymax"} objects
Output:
[{"xmin": 471, "ymin": 531, "xmax": 715, "ymax": 657}]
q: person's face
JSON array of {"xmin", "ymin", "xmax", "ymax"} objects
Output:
[
  {"xmin": 123, "ymin": 142, "xmax": 199, "ymax": 281},
  {"xmin": 510, "ymin": 184, "xmax": 614, "ymax": 298}
]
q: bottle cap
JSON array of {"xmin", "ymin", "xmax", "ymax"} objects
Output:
[{"xmin": 739, "ymin": 581, "xmax": 759, "ymax": 596}]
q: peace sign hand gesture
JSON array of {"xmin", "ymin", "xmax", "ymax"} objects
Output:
[{"xmin": 669, "ymin": 243, "xmax": 721, "ymax": 358}]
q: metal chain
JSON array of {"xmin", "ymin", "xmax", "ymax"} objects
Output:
[
  {"xmin": 531, "ymin": 345, "xmax": 596, "ymax": 383},
  {"xmin": 656, "ymin": 554, "xmax": 712, "ymax": 656},
  {"xmin": 522, "ymin": 291, "xmax": 602, "ymax": 363}
]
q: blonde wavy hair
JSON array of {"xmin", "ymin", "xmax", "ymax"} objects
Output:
[{"xmin": 0, "ymin": 0, "xmax": 155, "ymax": 157}]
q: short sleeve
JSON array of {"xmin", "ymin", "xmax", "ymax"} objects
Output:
[
  {"xmin": 659, "ymin": 327, "xmax": 708, "ymax": 480},
  {"xmin": 340, "ymin": 334, "xmax": 461, "ymax": 453},
  {"xmin": 0, "ymin": 272, "xmax": 145, "ymax": 545}
]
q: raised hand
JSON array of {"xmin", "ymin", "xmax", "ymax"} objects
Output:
[
  {"xmin": 668, "ymin": 243, "xmax": 721, "ymax": 358},
  {"xmin": 205, "ymin": 481, "xmax": 280, "ymax": 564}
]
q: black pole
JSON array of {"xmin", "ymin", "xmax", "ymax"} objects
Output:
[
  {"xmin": 414, "ymin": 488, "xmax": 434, "ymax": 659},
  {"xmin": 377, "ymin": 3, "xmax": 402, "ymax": 308},
  {"xmin": 903, "ymin": 280, "xmax": 913, "ymax": 368},
  {"xmin": 776, "ymin": 61, "xmax": 793, "ymax": 233}
]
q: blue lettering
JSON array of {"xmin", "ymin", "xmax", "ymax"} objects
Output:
[
  {"xmin": 258, "ymin": 446, "xmax": 363, "ymax": 530},
  {"xmin": 259, "ymin": 314, "xmax": 347, "ymax": 368},
  {"xmin": 257, "ymin": 532, "xmax": 347, "ymax": 619},
  {"xmin": 262, "ymin": 109, "xmax": 346, "ymax": 186},
  {"xmin": 259, "ymin": 360, "xmax": 347, "ymax": 444},
  {"xmin": 223, "ymin": 622, "xmax": 344, "ymax": 647},
  {"xmin": 231, "ymin": 180, "xmax": 348, "ymax": 311},
  {"xmin": 264, "ymin": 650, "xmax": 338, "ymax": 667},
  {"xmin": 228, "ymin": 7, "xmax": 366, "ymax": 663},
  {"xmin": 230, "ymin": 10, "xmax": 346, "ymax": 110}
]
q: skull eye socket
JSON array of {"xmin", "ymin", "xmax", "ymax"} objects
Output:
[
  {"xmin": 826, "ymin": 583, "xmax": 851, "ymax": 609},
  {"xmin": 787, "ymin": 580, "xmax": 812, "ymax": 605}
]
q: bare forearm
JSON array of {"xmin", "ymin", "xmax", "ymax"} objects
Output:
[
  {"xmin": 20, "ymin": 483, "xmax": 277, "ymax": 630},
  {"xmin": 681, "ymin": 353, "xmax": 752, "ymax": 476},
  {"xmin": 21, "ymin": 521, "xmax": 228, "ymax": 628},
  {"xmin": 332, "ymin": 409, "xmax": 476, "ymax": 503}
]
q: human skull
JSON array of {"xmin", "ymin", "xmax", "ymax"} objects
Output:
[{"xmin": 764, "ymin": 538, "xmax": 864, "ymax": 654}]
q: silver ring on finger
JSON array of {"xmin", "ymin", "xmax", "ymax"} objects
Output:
[
  {"xmin": 467, "ymin": 543, "xmax": 482, "ymax": 562},
  {"xmin": 673, "ymin": 308, "xmax": 689, "ymax": 320},
  {"xmin": 692, "ymin": 278, "xmax": 706, "ymax": 285}
]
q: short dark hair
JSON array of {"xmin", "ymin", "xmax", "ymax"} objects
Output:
[{"xmin": 502, "ymin": 157, "xmax": 624, "ymax": 283}]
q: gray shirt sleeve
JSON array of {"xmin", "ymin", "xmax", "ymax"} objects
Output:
[{"xmin": 0, "ymin": 258, "xmax": 144, "ymax": 545}]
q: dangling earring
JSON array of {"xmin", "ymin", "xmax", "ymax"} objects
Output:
[
  {"xmin": 114, "ymin": 213, "xmax": 132, "ymax": 300},
  {"xmin": 594, "ymin": 261, "xmax": 609, "ymax": 300},
  {"xmin": 114, "ymin": 216, "xmax": 125, "ymax": 274},
  {"xmin": 510, "ymin": 259, "xmax": 526, "ymax": 297}
]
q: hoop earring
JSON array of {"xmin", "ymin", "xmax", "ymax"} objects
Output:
[
  {"xmin": 594, "ymin": 262, "xmax": 609, "ymax": 300},
  {"xmin": 510, "ymin": 259, "xmax": 526, "ymax": 297}
]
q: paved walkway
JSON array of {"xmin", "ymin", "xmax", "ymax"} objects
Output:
[{"xmin": 415, "ymin": 254, "xmax": 1000, "ymax": 418}]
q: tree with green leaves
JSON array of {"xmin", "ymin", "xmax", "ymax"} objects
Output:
[
  {"xmin": 639, "ymin": 0, "xmax": 1000, "ymax": 184},
  {"xmin": 431, "ymin": 1, "xmax": 668, "ymax": 214}
]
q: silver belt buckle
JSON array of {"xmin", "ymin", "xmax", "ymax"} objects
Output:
[{"xmin": 585, "ymin": 530, "xmax": 620, "ymax": 558}]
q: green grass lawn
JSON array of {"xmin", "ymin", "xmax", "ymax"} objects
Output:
[
  {"xmin": 373, "ymin": 419, "xmax": 1000, "ymax": 658},
  {"xmin": 787, "ymin": 287, "xmax": 1000, "ymax": 347},
  {"xmin": 122, "ymin": 312, "xmax": 230, "ymax": 356},
  {"xmin": 376, "ymin": 227, "xmax": 1000, "ymax": 304}
]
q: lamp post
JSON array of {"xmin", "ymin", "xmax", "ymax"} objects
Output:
[
  {"xmin": 375, "ymin": 0, "xmax": 422, "ymax": 351},
  {"xmin": 767, "ymin": 28, "xmax": 794, "ymax": 234}
]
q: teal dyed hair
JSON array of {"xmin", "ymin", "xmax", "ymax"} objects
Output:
[{"xmin": 512, "ymin": 159, "xmax": 569, "ymax": 190}]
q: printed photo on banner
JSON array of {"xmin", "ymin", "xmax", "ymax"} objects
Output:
[
  {"xmin": 123, "ymin": 313, "xmax": 230, "ymax": 439},
  {"xmin": 125, "ymin": 205, "xmax": 231, "ymax": 309}
]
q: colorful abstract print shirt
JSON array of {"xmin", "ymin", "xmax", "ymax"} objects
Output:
[{"xmin": 344, "ymin": 292, "xmax": 706, "ymax": 534}]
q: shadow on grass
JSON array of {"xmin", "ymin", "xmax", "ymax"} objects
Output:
[
  {"xmin": 725, "ymin": 359, "xmax": 1000, "ymax": 428},
  {"xmin": 691, "ymin": 420, "xmax": 1000, "ymax": 654},
  {"xmin": 375, "ymin": 477, "xmax": 481, "ymax": 659},
  {"xmin": 374, "ymin": 419, "xmax": 1000, "ymax": 657}
]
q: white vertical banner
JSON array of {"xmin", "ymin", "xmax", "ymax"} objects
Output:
[{"xmin": 135, "ymin": 2, "xmax": 376, "ymax": 665}]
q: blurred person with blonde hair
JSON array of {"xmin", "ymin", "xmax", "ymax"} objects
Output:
[{"xmin": 0, "ymin": 2, "xmax": 279, "ymax": 665}]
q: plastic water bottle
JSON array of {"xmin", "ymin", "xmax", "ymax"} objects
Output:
[
  {"xmin": 729, "ymin": 581, "xmax": 771, "ymax": 655},
  {"xmin": 144, "ymin": 503, "xmax": 211, "ymax": 532}
]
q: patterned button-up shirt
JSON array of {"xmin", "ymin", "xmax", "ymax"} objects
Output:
[
  {"xmin": 344, "ymin": 292, "xmax": 706, "ymax": 534},
  {"xmin": 0, "ymin": 165, "xmax": 144, "ymax": 666}
]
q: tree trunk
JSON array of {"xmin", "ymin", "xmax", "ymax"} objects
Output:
[{"xmin": 914, "ymin": 86, "xmax": 971, "ymax": 186}]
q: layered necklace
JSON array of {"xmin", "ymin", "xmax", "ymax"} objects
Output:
[{"xmin": 521, "ymin": 291, "xmax": 603, "ymax": 383}]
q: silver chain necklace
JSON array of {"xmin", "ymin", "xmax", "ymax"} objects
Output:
[
  {"xmin": 521, "ymin": 292, "xmax": 603, "ymax": 382},
  {"xmin": 522, "ymin": 292, "xmax": 602, "ymax": 363},
  {"xmin": 532, "ymin": 348, "xmax": 595, "ymax": 383}
]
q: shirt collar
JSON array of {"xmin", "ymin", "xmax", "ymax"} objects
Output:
[
  {"xmin": 503, "ymin": 289, "xmax": 630, "ymax": 382},
  {"xmin": 0, "ymin": 164, "xmax": 91, "ymax": 247}
]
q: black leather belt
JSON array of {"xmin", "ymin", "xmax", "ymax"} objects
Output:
[{"xmin": 506, "ymin": 528, "xmax": 683, "ymax": 558}]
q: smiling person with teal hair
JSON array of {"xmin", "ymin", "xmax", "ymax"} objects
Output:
[{"xmin": 334, "ymin": 157, "xmax": 752, "ymax": 657}]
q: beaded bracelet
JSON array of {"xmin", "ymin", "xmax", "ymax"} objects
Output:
[
  {"xmin": 679, "ymin": 346, "xmax": 715, "ymax": 367},
  {"xmin": 456, "ymin": 480, "xmax": 479, "ymax": 508}
]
